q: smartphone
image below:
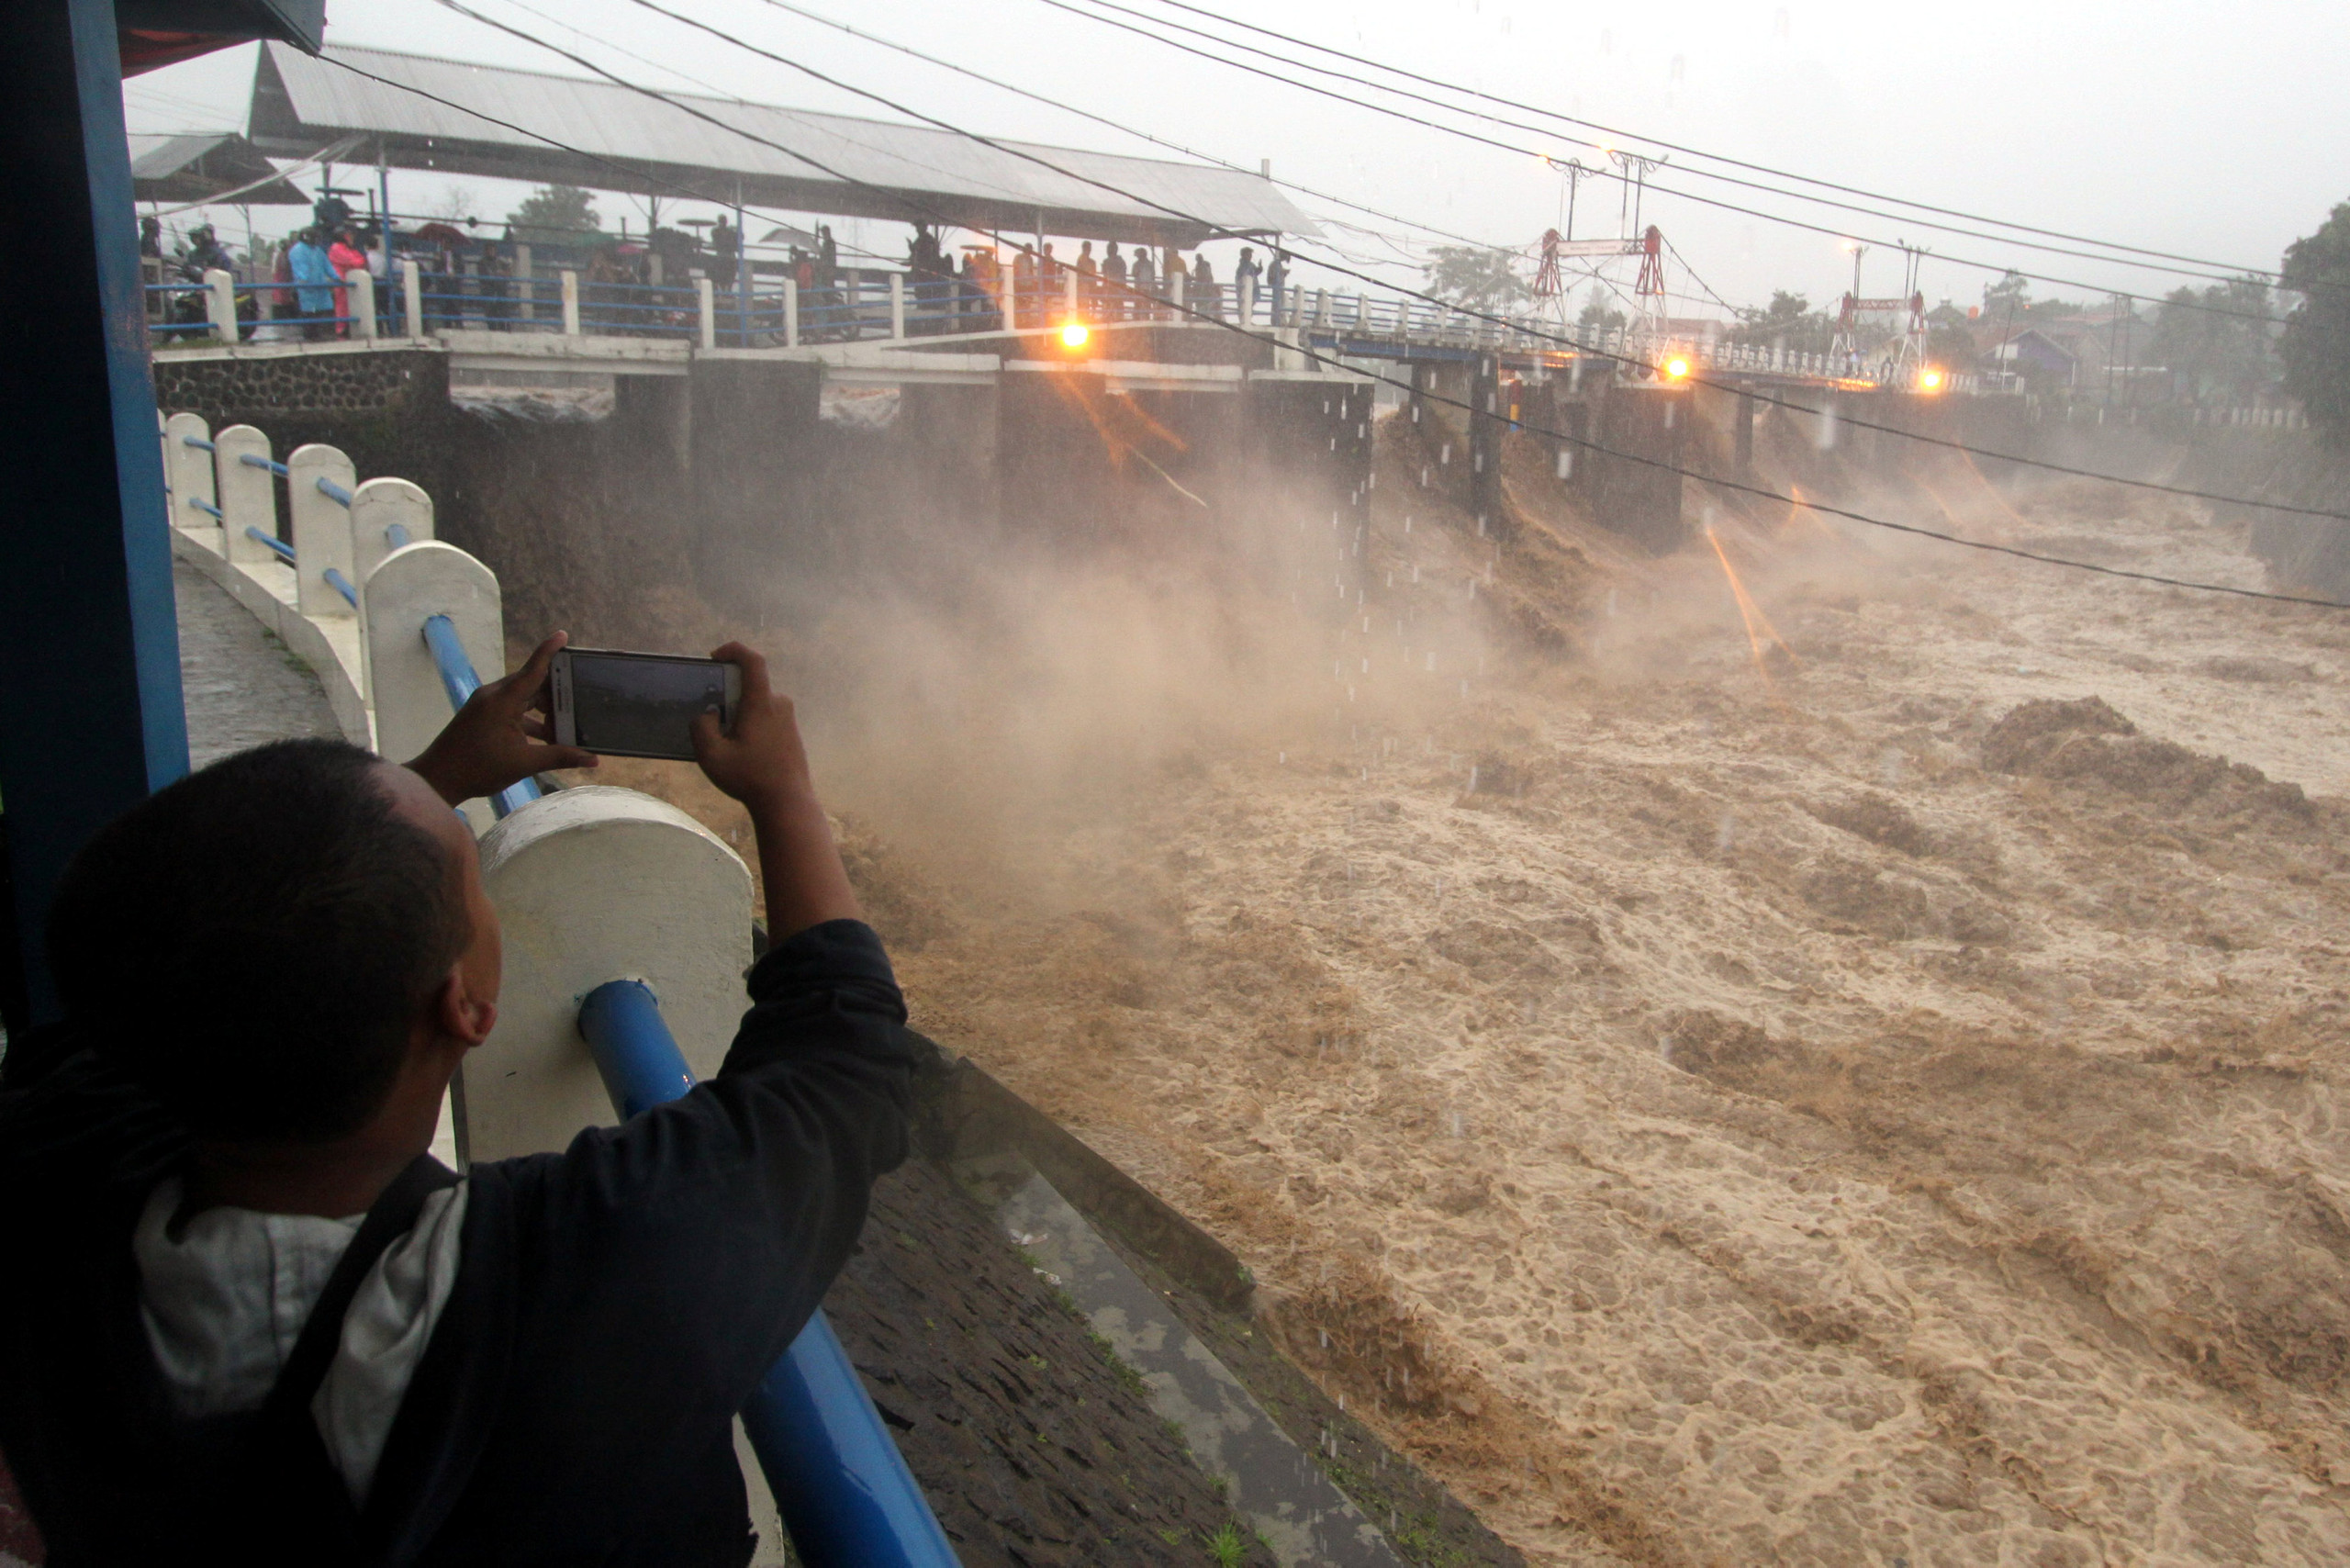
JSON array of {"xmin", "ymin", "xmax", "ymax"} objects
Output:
[{"xmin": 550, "ymin": 646, "xmax": 742, "ymax": 761}]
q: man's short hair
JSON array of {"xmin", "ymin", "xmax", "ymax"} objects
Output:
[{"xmin": 47, "ymin": 739, "xmax": 468, "ymax": 1143}]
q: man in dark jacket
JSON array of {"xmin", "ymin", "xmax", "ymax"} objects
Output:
[{"xmin": 0, "ymin": 634, "xmax": 920, "ymax": 1564}]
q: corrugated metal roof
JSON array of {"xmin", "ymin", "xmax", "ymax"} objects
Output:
[
  {"xmin": 251, "ymin": 43, "xmax": 1316, "ymax": 247},
  {"xmin": 129, "ymin": 130, "xmax": 313, "ymax": 204}
]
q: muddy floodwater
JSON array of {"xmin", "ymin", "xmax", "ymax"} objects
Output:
[{"xmin": 600, "ymin": 427, "xmax": 2350, "ymax": 1564}]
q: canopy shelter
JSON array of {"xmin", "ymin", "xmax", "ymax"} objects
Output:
[
  {"xmin": 247, "ymin": 43, "xmax": 1319, "ymax": 250},
  {"xmin": 129, "ymin": 131, "xmax": 312, "ymax": 205}
]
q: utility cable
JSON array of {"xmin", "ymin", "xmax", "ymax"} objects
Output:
[
  {"xmin": 568, "ymin": 0, "xmax": 2350, "ymax": 524},
  {"xmin": 1114, "ymin": 0, "xmax": 2293, "ymax": 286},
  {"xmin": 341, "ymin": 21, "xmax": 2345, "ymax": 611},
  {"xmin": 1033, "ymin": 0, "xmax": 2294, "ymax": 324}
]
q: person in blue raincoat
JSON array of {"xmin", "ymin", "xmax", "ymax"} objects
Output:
[{"xmin": 286, "ymin": 228, "xmax": 338, "ymax": 341}]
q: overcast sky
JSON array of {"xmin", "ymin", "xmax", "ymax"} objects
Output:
[{"xmin": 127, "ymin": 0, "xmax": 2350, "ymax": 319}]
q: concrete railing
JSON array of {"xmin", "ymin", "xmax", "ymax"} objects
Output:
[{"xmin": 161, "ymin": 406, "xmax": 960, "ymax": 1567}]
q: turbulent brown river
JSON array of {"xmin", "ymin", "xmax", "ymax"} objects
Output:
[{"xmin": 590, "ymin": 412, "xmax": 2350, "ymax": 1565}]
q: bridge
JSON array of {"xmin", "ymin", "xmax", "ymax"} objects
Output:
[{"xmin": 148, "ymin": 250, "xmax": 1951, "ymax": 396}]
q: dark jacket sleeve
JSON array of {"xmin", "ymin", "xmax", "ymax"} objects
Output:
[{"xmin": 474, "ymin": 919, "xmax": 921, "ymax": 1451}]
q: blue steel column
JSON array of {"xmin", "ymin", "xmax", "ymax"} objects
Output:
[
  {"xmin": 577, "ymin": 980, "xmax": 961, "ymax": 1568},
  {"xmin": 0, "ymin": 0, "xmax": 192, "ymax": 1027}
]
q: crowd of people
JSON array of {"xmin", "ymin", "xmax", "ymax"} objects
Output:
[{"xmin": 140, "ymin": 194, "xmax": 1297, "ymax": 348}]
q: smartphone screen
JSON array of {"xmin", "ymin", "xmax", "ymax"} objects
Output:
[{"xmin": 558, "ymin": 650, "xmax": 734, "ymax": 760}]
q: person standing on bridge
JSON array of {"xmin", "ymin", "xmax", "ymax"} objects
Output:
[
  {"xmin": 1232, "ymin": 246, "xmax": 1261, "ymax": 325},
  {"xmin": 1192, "ymin": 252, "xmax": 1219, "ymax": 321},
  {"xmin": 327, "ymin": 228, "xmax": 369, "ymax": 340},
  {"xmin": 1102, "ymin": 242, "xmax": 1127, "ymax": 320},
  {"xmin": 1129, "ymin": 244, "xmax": 1156, "ymax": 320},
  {"xmin": 1265, "ymin": 246, "xmax": 1288, "ymax": 325},
  {"xmin": 1076, "ymin": 241, "xmax": 1098, "ymax": 320},
  {"xmin": 286, "ymin": 227, "xmax": 338, "ymax": 342},
  {"xmin": 0, "ymin": 636, "xmax": 922, "ymax": 1564}
]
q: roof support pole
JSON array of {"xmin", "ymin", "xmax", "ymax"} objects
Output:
[{"xmin": 0, "ymin": 0, "xmax": 192, "ymax": 1026}]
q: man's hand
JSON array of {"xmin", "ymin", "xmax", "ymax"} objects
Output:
[
  {"xmin": 689, "ymin": 643, "xmax": 812, "ymax": 809},
  {"xmin": 407, "ymin": 632, "xmax": 599, "ymax": 807},
  {"xmin": 691, "ymin": 643, "xmax": 861, "ymax": 934}
]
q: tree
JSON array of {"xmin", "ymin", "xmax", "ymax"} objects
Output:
[
  {"xmin": 2281, "ymin": 201, "xmax": 2350, "ymax": 443},
  {"xmin": 1424, "ymin": 244, "xmax": 1528, "ymax": 313},
  {"xmin": 2151, "ymin": 277, "xmax": 2275, "ymax": 407},
  {"xmin": 1729, "ymin": 289, "xmax": 1830, "ymax": 354},
  {"xmin": 505, "ymin": 184, "xmax": 600, "ymax": 246}
]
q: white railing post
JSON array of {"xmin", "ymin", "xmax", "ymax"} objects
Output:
[
  {"xmin": 361, "ymin": 541, "xmax": 504, "ymax": 823},
  {"xmin": 203, "ymin": 268, "xmax": 238, "ymax": 344},
  {"xmin": 513, "ymin": 242, "xmax": 533, "ymax": 327},
  {"xmin": 561, "ymin": 270, "xmax": 581, "ymax": 336},
  {"xmin": 1239, "ymin": 279, "xmax": 1255, "ymax": 327},
  {"xmin": 1063, "ymin": 267, "xmax": 1079, "ymax": 319},
  {"xmin": 347, "ymin": 268, "xmax": 376, "ymax": 340},
  {"xmin": 1000, "ymin": 270, "xmax": 1017, "ymax": 331},
  {"xmin": 215, "ymin": 425, "xmax": 278, "ymax": 567},
  {"xmin": 464, "ymin": 789, "xmax": 751, "ymax": 1160},
  {"xmin": 1171, "ymin": 271, "xmax": 1185, "ymax": 315},
  {"xmin": 286, "ymin": 443, "xmax": 359, "ymax": 620},
  {"xmin": 350, "ymin": 476, "xmax": 435, "ymax": 584},
  {"xmin": 698, "ymin": 277, "xmax": 717, "ymax": 351},
  {"xmin": 164, "ymin": 412, "xmax": 218, "ymax": 545},
  {"xmin": 889, "ymin": 273, "xmax": 906, "ymax": 340},
  {"xmin": 783, "ymin": 277, "xmax": 800, "ymax": 347},
  {"xmin": 402, "ymin": 259, "xmax": 424, "ymax": 338}
]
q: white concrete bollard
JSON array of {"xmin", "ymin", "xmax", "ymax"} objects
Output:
[
  {"xmin": 464, "ymin": 786, "xmax": 752, "ymax": 1161},
  {"xmin": 163, "ymin": 412, "xmax": 219, "ymax": 548},
  {"xmin": 561, "ymin": 270, "xmax": 581, "ymax": 336},
  {"xmin": 783, "ymin": 276, "xmax": 800, "ymax": 347},
  {"xmin": 402, "ymin": 259, "xmax": 424, "ymax": 339},
  {"xmin": 362, "ymin": 539, "xmax": 502, "ymax": 788},
  {"xmin": 890, "ymin": 273, "xmax": 907, "ymax": 339},
  {"xmin": 203, "ymin": 269, "xmax": 239, "ymax": 344},
  {"xmin": 346, "ymin": 268, "xmax": 376, "ymax": 340},
  {"xmin": 350, "ymin": 476, "xmax": 435, "ymax": 584},
  {"xmin": 698, "ymin": 277, "xmax": 717, "ymax": 351},
  {"xmin": 286, "ymin": 443, "xmax": 359, "ymax": 620},
  {"xmin": 214, "ymin": 425, "xmax": 279, "ymax": 567}
]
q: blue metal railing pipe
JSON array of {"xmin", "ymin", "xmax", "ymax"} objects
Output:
[
  {"xmin": 420, "ymin": 613, "xmax": 541, "ymax": 819},
  {"xmin": 385, "ymin": 521, "xmax": 412, "ymax": 550},
  {"xmin": 576, "ymin": 980, "xmax": 961, "ymax": 1568},
  {"xmin": 181, "ymin": 435, "xmax": 216, "ymax": 452},
  {"xmin": 189, "ymin": 497, "xmax": 223, "ymax": 520},
  {"xmin": 245, "ymin": 525, "xmax": 295, "ymax": 564},
  {"xmin": 324, "ymin": 567, "xmax": 359, "ymax": 608},
  {"xmin": 240, "ymin": 454, "xmax": 290, "ymax": 476},
  {"xmin": 316, "ymin": 476, "xmax": 354, "ymax": 507}
]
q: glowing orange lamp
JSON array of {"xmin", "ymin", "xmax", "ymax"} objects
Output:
[
  {"xmin": 1060, "ymin": 321, "xmax": 1091, "ymax": 349},
  {"xmin": 1663, "ymin": 355, "xmax": 1690, "ymax": 380},
  {"xmin": 1919, "ymin": 367, "xmax": 1944, "ymax": 391}
]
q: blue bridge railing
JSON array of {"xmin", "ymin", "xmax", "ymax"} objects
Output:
[
  {"xmin": 578, "ymin": 980, "xmax": 961, "ymax": 1568},
  {"xmin": 421, "ymin": 613, "xmax": 541, "ymax": 819}
]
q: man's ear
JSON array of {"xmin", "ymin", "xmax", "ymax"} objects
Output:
[{"xmin": 431, "ymin": 965, "xmax": 498, "ymax": 1049}]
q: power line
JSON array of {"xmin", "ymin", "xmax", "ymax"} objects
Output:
[
  {"xmin": 1032, "ymin": 0, "xmax": 2294, "ymax": 326},
  {"xmin": 351, "ymin": 12, "xmax": 2348, "ymax": 612},
  {"xmin": 1115, "ymin": 0, "xmax": 2293, "ymax": 286},
  {"xmin": 549, "ymin": 0, "xmax": 2350, "ymax": 526}
]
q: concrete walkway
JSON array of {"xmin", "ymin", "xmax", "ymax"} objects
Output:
[{"xmin": 175, "ymin": 558, "xmax": 341, "ymax": 766}]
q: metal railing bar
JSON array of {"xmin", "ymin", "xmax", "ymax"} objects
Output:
[
  {"xmin": 324, "ymin": 567, "xmax": 359, "ymax": 608},
  {"xmin": 189, "ymin": 497, "xmax": 223, "ymax": 520},
  {"xmin": 241, "ymin": 454, "xmax": 291, "ymax": 476},
  {"xmin": 244, "ymin": 525, "xmax": 294, "ymax": 564},
  {"xmin": 386, "ymin": 521, "xmax": 412, "ymax": 549},
  {"xmin": 422, "ymin": 613, "xmax": 541, "ymax": 818},
  {"xmin": 316, "ymin": 476, "xmax": 354, "ymax": 507},
  {"xmin": 576, "ymin": 980, "xmax": 960, "ymax": 1568},
  {"xmin": 181, "ymin": 435, "xmax": 216, "ymax": 452}
]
